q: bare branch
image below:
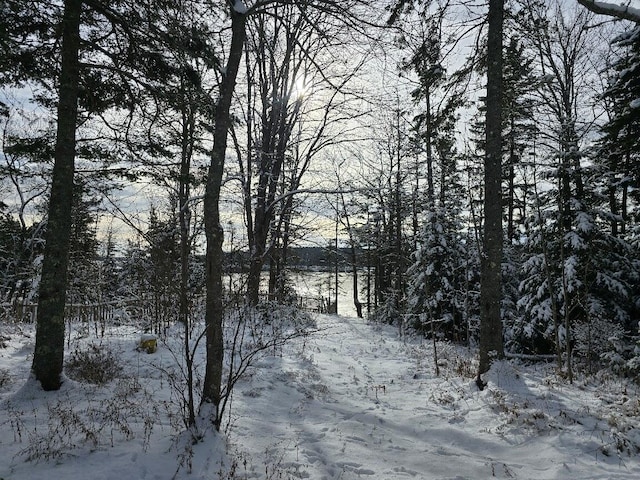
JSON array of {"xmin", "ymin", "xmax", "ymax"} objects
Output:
[{"xmin": 267, "ymin": 187, "xmax": 365, "ymax": 212}]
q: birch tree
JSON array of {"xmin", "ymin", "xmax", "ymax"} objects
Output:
[{"xmin": 200, "ymin": 0, "xmax": 377, "ymax": 430}]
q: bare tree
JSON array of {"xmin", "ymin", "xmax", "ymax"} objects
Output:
[
  {"xmin": 201, "ymin": 0, "xmax": 246, "ymax": 430},
  {"xmin": 240, "ymin": 5, "xmax": 316, "ymax": 305},
  {"xmin": 200, "ymin": 0, "xmax": 378, "ymax": 430},
  {"xmin": 235, "ymin": 2, "xmax": 372, "ymax": 305}
]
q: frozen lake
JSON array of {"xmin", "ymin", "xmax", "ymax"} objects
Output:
[{"xmin": 228, "ymin": 270, "xmax": 368, "ymax": 318}]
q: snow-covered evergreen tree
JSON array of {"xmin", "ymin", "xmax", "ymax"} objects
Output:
[
  {"xmin": 406, "ymin": 120, "xmax": 469, "ymax": 341},
  {"xmin": 407, "ymin": 204, "xmax": 467, "ymax": 340},
  {"xmin": 593, "ymin": 24, "xmax": 640, "ymax": 372},
  {"xmin": 517, "ymin": 146, "xmax": 637, "ymax": 365}
]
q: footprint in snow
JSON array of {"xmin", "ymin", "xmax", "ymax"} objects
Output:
[{"xmin": 336, "ymin": 461, "xmax": 376, "ymax": 476}]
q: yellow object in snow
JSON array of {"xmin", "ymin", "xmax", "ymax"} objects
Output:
[{"xmin": 139, "ymin": 335, "xmax": 157, "ymax": 354}]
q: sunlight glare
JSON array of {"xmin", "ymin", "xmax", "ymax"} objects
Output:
[{"xmin": 292, "ymin": 75, "xmax": 310, "ymax": 100}]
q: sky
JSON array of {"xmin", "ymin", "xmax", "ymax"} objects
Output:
[{"xmin": 3, "ymin": 0, "xmax": 640, "ymax": 253}]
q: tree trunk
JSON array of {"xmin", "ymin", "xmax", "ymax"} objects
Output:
[
  {"xmin": 339, "ymin": 191, "xmax": 363, "ymax": 318},
  {"xmin": 179, "ymin": 83, "xmax": 196, "ymax": 427},
  {"xmin": 426, "ymin": 88, "xmax": 435, "ymax": 202},
  {"xmin": 394, "ymin": 112, "xmax": 404, "ymax": 309},
  {"xmin": 201, "ymin": 8, "xmax": 246, "ymax": 431},
  {"xmin": 478, "ymin": 0, "xmax": 505, "ymax": 380},
  {"xmin": 506, "ymin": 121, "xmax": 516, "ymax": 242},
  {"xmin": 32, "ymin": 0, "xmax": 82, "ymax": 391},
  {"xmin": 622, "ymin": 149, "xmax": 629, "ymax": 235},
  {"xmin": 247, "ymin": 243, "xmax": 265, "ymax": 306}
]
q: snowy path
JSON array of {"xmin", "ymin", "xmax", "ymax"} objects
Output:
[{"xmin": 230, "ymin": 313, "xmax": 640, "ymax": 480}]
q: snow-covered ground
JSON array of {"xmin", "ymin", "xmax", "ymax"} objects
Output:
[{"xmin": 1, "ymin": 311, "xmax": 640, "ymax": 480}]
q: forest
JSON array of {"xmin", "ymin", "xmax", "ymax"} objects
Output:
[{"xmin": 1, "ymin": 0, "xmax": 640, "ymax": 478}]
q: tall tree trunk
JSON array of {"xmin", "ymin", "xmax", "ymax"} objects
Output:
[
  {"xmin": 179, "ymin": 84, "xmax": 196, "ymax": 427},
  {"xmin": 338, "ymin": 190, "xmax": 363, "ymax": 318},
  {"xmin": 201, "ymin": 8, "xmax": 246, "ymax": 431},
  {"xmin": 32, "ymin": 0, "xmax": 82, "ymax": 391},
  {"xmin": 426, "ymin": 88, "xmax": 435, "ymax": 202},
  {"xmin": 179, "ymin": 87, "xmax": 194, "ymax": 328},
  {"xmin": 622, "ymin": 149, "xmax": 629, "ymax": 235},
  {"xmin": 270, "ymin": 208, "xmax": 293, "ymax": 302},
  {"xmin": 478, "ymin": 0, "xmax": 505, "ymax": 381},
  {"xmin": 506, "ymin": 121, "xmax": 516, "ymax": 242},
  {"xmin": 394, "ymin": 112, "xmax": 404, "ymax": 309},
  {"xmin": 247, "ymin": 242, "xmax": 265, "ymax": 305}
]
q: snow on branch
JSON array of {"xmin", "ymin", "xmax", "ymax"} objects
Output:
[
  {"xmin": 576, "ymin": 0, "xmax": 640, "ymax": 22},
  {"xmin": 233, "ymin": 0, "xmax": 248, "ymax": 14}
]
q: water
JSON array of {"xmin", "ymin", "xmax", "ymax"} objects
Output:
[{"xmin": 226, "ymin": 270, "xmax": 369, "ymax": 318}]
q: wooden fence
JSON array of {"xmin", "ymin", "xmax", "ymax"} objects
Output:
[
  {"xmin": 297, "ymin": 295, "xmax": 336, "ymax": 314},
  {"xmin": 1, "ymin": 293, "xmax": 332, "ymax": 327},
  {"xmin": 256, "ymin": 293, "xmax": 336, "ymax": 314},
  {"xmin": 1, "ymin": 298, "xmax": 174, "ymax": 337},
  {"xmin": 1, "ymin": 301, "xmax": 124, "ymax": 325}
]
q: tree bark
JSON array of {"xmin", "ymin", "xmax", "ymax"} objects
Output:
[
  {"xmin": 478, "ymin": 0, "xmax": 505, "ymax": 379},
  {"xmin": 506, "ymin": 119, "xmax": 516, "ymax": 242},
  {"xmin": 201, "ymin": 6, "xmax": 246, "ymax": 430},
  {"xmin": 32, "ymin": 0, "xmax": 82, "ymax": 391},
  {"xmin": 178, "ymin": 82, "xmax": 196, "ymax": 427}
]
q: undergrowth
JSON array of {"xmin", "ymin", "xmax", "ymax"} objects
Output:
[
  {"xmin": 6, "ymin": 377, "xmax": 159, "ymax": 462},
  {"xmin": 65, "ymin": 342, "xmax": 123, "ymax": 385}
]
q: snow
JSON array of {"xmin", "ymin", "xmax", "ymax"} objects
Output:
[
  {"xmin": 2, "ymin": 312, "xmax": 640, "ymax": 479},
  {"xmin": 584, "ymin": 1, "xmax": 640, "ymax": 21},
  {"xmin": 233, "ymin": 0, "xmax": 248, "ymax": 14}
]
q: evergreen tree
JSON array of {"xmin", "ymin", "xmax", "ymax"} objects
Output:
[
  {"xmin": 478, "ymin": 0, "xmax": 505, "ymax": 379},
  {"xmin": 518, "ymin": 159, "xmax": 637, "ymax": 367},
  {"xmin": 513, "ymin": 2, "xmax": 638, "ymax": 379},
  {"xmin": 32, "ymin": 0, "xmax": 82, "ymax": 391},
  {"xmin": 67, "ymin": 179, "xmax": 100, "ymax": 304},
  {"xmin": 580, "ymin": 24, "xmax": 640, "ymax": 371},
  {"xmin": 99, "ymin": 228, "xmax": 120, "ymax": 302},
  {"xmin": 146, "ymin": 207, "xmax": 180, "ymax": 332},
  {"xmin": 0, "ymin": 210, "xmax": 21, "ymax": 301},
  {"xmin": 0, "ymin": 205, "xmax": 45, "ymax": 306},
  {"xmin": 469, "ymin": 28, "xmax": 538, "ymax": 356},
  {"xmin": 501, "ymin": 35, "xmax": 537, "ymax": 242},
  {"xmin": 498, "ymin": 34, "xmax": 539, "ymax": 356},
  {"xmin": 407, "ymin": 150, "xmax": 467, "ymax": 342},
  {"xmin": 396, "ymin": 2, "xmax": 476, "ymax": 341},
  {"xmin": 118, "ymin": 238, "xmax": 152, "ymax": 302},
  {"xmin": 600, "ymin": 26, "xmax": 640, "ymax": 235},
  {"xmin": 3, "ymin": 0, "xmax": 211, "ymax": 390}
]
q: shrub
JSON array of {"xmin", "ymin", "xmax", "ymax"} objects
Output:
[
  {"xmin": 65, "ymin": 343, "xmax": 123, "ymax": 385},
  {"xmin": 0, "ymin": 368, "xmax": 9, "ymax": 388}
]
